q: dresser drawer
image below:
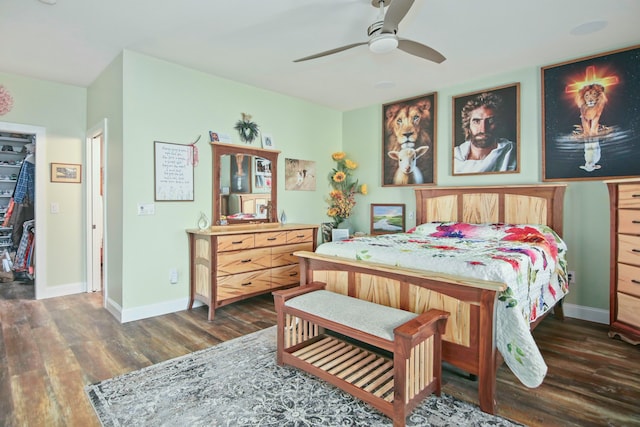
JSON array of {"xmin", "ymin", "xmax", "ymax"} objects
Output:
[
  {"xmin": 287, "ymin": 228, "xmax": 314, "ymax": 244},
  {"xmin": 217, "ymin": 270, "xmax": 272, "ymax": 294},
  {"xmin": 618, "ymin": 234, "xmax": 640, "ymax": 267},
  {"xmin": 217, "ymin": 247, "xmax": 271, "ymax": 275},
  {"xmin": 618, "ymin": 209, "xmax": 640, "ymax": 235},
  {"xmin": 217, "ymin": 234, "xmax": 254, "ymax": 252},
  {"xmin": 272, "ymin": 243, "xmax": 314, "ymax": 267},
  {"xmin": 255, "ymin": 231, "xmax": 287, "ymax": 247},
  {"xmin": 618, "ymin": 184, "xmax": 640, "ymax": 209},
  {"xmin": 617, "ymin": 292, "xmax": 640, "ymax": 328},
  {"xmin": 618, "ymin": 263, "xmax": 640, "ymax": 298},
  {"xmin": 271, "ymin": 264, "xmax": 301, "ymax": 287}
]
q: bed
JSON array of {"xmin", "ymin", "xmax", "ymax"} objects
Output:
[{"xmin": 296, "ymin": 184, "xmax": 568, "ymax": 414}]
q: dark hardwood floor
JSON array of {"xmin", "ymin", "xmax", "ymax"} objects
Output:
[{"xmin": 0, "ymin": 287, "xmax": 638, "ymax": 426}]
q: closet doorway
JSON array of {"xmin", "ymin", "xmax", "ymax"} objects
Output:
[
  {"xmin": 0, "ymin": 122, "xmax": 48, "ymax": 299},
  {"xmin": 85, "ymin": 120, "xmax": 107, "ymax": 304}
]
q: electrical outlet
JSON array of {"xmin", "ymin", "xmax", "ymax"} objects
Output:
[
  {"xmin": 169, "ymin": 268, "xmax": 178, "ymax": 284},
  {"xmin": 568, "ymin": 270, "xmax": 576, "ymax": 286}
]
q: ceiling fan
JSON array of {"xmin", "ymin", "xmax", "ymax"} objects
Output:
[{"xmin": 293, "ymin": 0, "xmax": 445, "ymax": 64}]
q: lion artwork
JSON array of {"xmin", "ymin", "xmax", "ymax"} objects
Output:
[
  {"xmin": 575, "ymin": 83, "xmax": 607, "ymax": 137},
  {"xmin": 384, "ymin": 99, "xmax": 433, "ymax": 184}
]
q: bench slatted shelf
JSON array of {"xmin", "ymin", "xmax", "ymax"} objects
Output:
[{"xmin": 273, "ymin": 282, "xmax": 449, "ymax": 427}]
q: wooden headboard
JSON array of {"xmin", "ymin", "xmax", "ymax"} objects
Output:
[{"xmin": 415, "ymin": 184, "xmax": 567, "ymax": 236}]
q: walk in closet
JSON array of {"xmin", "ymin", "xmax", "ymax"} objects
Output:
[{"xmin": 0, "ymin": 131, "xmax": 35, "ymax": 289}]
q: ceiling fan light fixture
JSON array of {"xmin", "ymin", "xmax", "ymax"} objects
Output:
[{"xmin": 369, "ymin": 34, "xmax": 398, "ymax": 54}]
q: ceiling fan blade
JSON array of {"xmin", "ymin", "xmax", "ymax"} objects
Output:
[
  {"xmin": 381, "ymin": 0, "xmax": 414, "ymax": 33},
  {"xmin": 293, "ymin": 42, "xmax": 367, "ymax": 62},
  {"xmin": 397, "ymin": 39, "xmax": 446, "ymax": 63}
]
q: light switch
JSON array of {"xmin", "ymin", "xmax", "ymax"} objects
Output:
[
  {"xmin": 137, "ymin": 203, "xmax": 155, "ymax": 215},
  {"xmin": 50, "ymin": 202, "xmax": 59, "ymax": 214}
]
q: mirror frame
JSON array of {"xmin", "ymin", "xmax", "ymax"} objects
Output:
[{"xmin": 212, "ymin": 142, "xmax": 280, "ymax": 225}]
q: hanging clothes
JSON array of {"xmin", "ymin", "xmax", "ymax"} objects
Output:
[
  {"xmin": 9, "ymin": 157, "xmax": 35, "ymax": 248},
  {"xmin": 13, "ymin": 159, "xmax": 34, "ymax": 204},
  {"xmin": 14, "ymin": 219, "xmax": 34, "ymax": 272}
]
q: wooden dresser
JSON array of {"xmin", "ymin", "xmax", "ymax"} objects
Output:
[
  {"xmin": 606, "ymin": 179, "xmax": 640, "ymax": 345},
  {"xmin": 186, "ymin": 223, "xmax": 318, "ymax": 320}
]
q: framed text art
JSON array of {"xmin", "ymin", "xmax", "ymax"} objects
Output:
[
  {"xmin": 154, "ymin": 141, "xmax": 194, "ymax": 201},
  {"xmin": 370, "ymin": 203, "xmax": 405, "ymax": 235},
  {"xmin": 50, "ymin": 163, "xmax": 81, "ymax": 183},
  {"xmin": 542, "ymin": 45, "xmax": 640, "ymax": 181},
  {"xmin": 452, "ymin": 83, "xmax": 520, "ymax": 176},
  {"xmin": 382, "ymin": 93, "xmax": 436, "ymax": 187}
]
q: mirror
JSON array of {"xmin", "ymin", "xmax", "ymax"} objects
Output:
[{"xmin": 212, "ymin": 142, "xmax": 279, "ymax": 225}]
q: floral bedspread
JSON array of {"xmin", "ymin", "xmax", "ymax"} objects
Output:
[{"xmin": 315, "ymin": 222, "xmax": 569, "ymax": 388}]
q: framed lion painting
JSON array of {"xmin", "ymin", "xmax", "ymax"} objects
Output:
[
  {"xmin": 382, "ymin": 92, "xmax": 436, "ymax": 187},
  {"xmin": 542, "ymin": 44, "xmax": 640, "ymax": 181}
]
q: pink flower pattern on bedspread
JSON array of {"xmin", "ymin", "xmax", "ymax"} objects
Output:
[{"xmin": 315, "ymin": 222, "xmax": 569, "ymax": 388}]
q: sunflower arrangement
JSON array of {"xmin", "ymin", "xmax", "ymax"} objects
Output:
[{"xmin": 326, "ymin": 151, "xmax": 367, "ymax": 227}]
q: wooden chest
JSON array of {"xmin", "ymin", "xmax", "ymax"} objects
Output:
[
  {"xmin": 187, "ymin": 223, "xmax": 317, "ymax": 320},
  {"xmin": 606, "ymin": 179, "xmax": 640, "ymax": 345}
]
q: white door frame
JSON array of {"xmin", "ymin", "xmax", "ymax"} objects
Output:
[
  {"xmin": 0, "ymin": 121, "xmax": 46, "ymax": 299},
  {"xmin": 85, "ymin": 119, "xmax": 107, "ymax": 305}
]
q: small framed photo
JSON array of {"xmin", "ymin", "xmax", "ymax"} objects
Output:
[
  {"xmin": 331, "ymin": 228, "xmax": 349, "ymax": 242},
  {"xmin": 50, "ymin": 162, "xmax": 81, "ymax": 183},
  {"xmin": 261, "ymin": 133, "xmax": 275, "ymax": 149},
  {"xmin": 370, "ymin": 203, "xmax": 405, "ymax": 235},
  {"xmin": 210, "ymin": 131, "xmax": 232, "ymax": 143},
  {"xmin": 452, "ymin": 83, "xmax": 520, "ymax": 175}
]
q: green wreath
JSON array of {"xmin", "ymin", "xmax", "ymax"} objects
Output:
[{"xmin": 234, "ymin": 113, "xmax": 259, "ymax": 143}]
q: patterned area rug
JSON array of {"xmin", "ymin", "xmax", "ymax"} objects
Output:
[{"xmin": 85, "ymin": 326, "xmax": 521, "ymax": 427}]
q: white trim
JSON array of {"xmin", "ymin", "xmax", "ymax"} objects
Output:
[
  {"xmin": 0, "ymin": 121, "xmax": 46, "ymax": 299},
  {"xmin": 105, "ymin": 296, "xmax": 123, "ymax": 322},
  {"xmin": 563, "ymin": 303, "xmax": 609, "ymax": 325},
  {"xmin": 37, "ymin": 281, "xmax": 86, "ymax": 299},
  {"xmin": 85, "ymin": 119, "xmax": 108, "ymax": 306},
  {"xmin": 120, "ymin": 298, "xmax": 204, "ymax": 323}
]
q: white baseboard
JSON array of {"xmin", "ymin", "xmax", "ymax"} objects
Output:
[
  {"xmin": 563, "ymin": 303, "xmax": 609, "ymax": 324},
  {"xmin": 119, "ymin": 297, "xmax": 203, "ymax": 323},
  {"xmin": 47, "ymin": 287, "xmax": 608, "ymax": 326},
  {"xmin": 36, "ymin": 282, "xmax": 85, "ymax": 300}
]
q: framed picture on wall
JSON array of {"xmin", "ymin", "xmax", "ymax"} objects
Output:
[
  {"xmin": 452, "ymin": 83, "xmax": 520, "ymax": 176},
  {"xmin": 542, "ymin": 44, "xmax": 640, "ymax": 181},
  {"xmin": 50, "ymin": 162, "xmax": 81, "ymax": 183},
  {"xmin": 382, "ymin": 93, "xmax": 436, "ymax": 187},
  {"xmin": 370, "ymin": 203, "xmax": 405, "ymax": 235}
]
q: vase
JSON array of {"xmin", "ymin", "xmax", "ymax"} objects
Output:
[
  {"xmin": 197, "ymin": 212, "xmax": 210, "ymax": 230},
  {"xmin": 321, "ymin": 222, "xmax": 335, "ymax": 243},
  {"xmin": 337, "ymin": 218, "xmax": 352, "ymax": 236}
]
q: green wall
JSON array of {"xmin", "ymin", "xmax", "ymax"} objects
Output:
[
  {"xmin": 0, "ymin": 71, "xmax": 86, "ymax": 295},
  {"xmin": 342, "ymin": 67, "xmax": 611, "ymax": 314},
  {"xmin": 116, "ymin": 51, "xmax": 342, "ymax": 313},
  {"xmin": 1, "ymin": 47, "xmax": 616, "ymax": 321}
]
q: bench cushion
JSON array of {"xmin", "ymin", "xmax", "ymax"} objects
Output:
[{"xmin": 284, "ymin": 290, "xmax": 418, "ymax": 341}]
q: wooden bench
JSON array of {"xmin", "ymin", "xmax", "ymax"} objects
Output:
[{"xmin": 273, "ymin": 282, "xmax": 449, "ymax": 427}]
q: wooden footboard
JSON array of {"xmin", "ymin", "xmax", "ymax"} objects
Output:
[{"xmin": 294, "ymin": 250, "xmax": 506, "ymax": 414}]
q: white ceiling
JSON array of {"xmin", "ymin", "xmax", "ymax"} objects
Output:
[{"xmin": 1, "ymin": 0, "xmax": 638, "ymax": 111}]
